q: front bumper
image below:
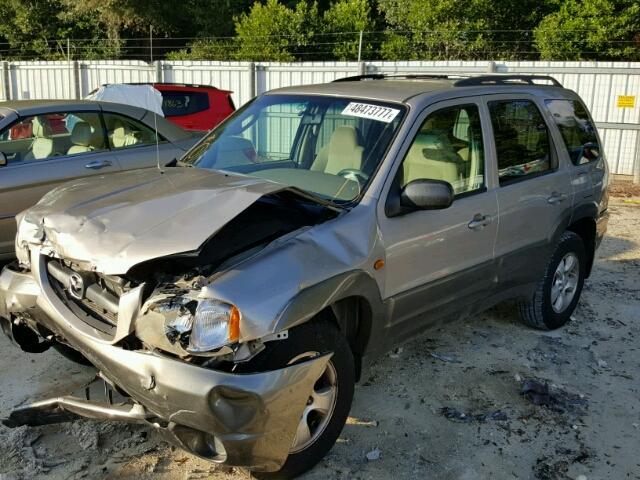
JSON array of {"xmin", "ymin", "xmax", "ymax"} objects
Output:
[
  {"xmin": 595, "ymin": 208, "xmax": 609, "ymax": 250},
  {"xmin": 0, "ymin": 252, "xmax": 330, "ymax": 472}
]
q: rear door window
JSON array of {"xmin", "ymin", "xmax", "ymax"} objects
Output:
[
  {"xmin": 488, "ymin": 100, "xmax": 552, "ymax": 185},
  {"xmin": 545, "ymin": 99, "xmax": 600, "ymax": 165},
  {"xmin": 161, "ymin": 91, "xmax": 210, "ymax": 117},
  {"xmin": 102, "ymin": 113, "xmax": 160, "ymax": 149}
]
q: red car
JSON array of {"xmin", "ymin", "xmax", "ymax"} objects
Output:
[{"xmin": 153, "ymin": 83, "xmax": 235, "ymax": 132}]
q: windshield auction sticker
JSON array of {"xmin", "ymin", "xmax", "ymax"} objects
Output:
[{"xmin": 341, "ymin": 102, "xmax": 401, "ymax": 123}]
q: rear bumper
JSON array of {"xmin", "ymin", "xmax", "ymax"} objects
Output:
[{"xmin": 0, "ymin": 253, "xmax": 329, "ymax": 472}]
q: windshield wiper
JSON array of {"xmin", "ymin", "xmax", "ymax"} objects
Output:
[
  {"xmin": 286, "ymin": 187, "xmax": 346, "ymax": 211},
  {"xmin": 164, "ymin": 158, "xmax": 192, "ymax": 168}
]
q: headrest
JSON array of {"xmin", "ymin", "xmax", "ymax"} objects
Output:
[
  {"xmin": 70, "ymin": 122, "xmax": 93, "ymax": 147},
  {"xmin": 414, "ymin": 133, "xmax": 450, "ymax": 150},
  {"xmin": 112, "ymin": 120, "xmax": 127, "ymax": 148},
  {"xmin": 329, "ymin": 126, "xmax": 360, "ymax": 153},
  {"xmin": 32, "ymin": 116, "xmax": 48, "ymax": 138}
]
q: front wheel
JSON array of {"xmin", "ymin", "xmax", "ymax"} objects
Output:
[
  {"xmin": 240, "ymin": 320, "xmax": 355, "ymax": 479},
  {"xmin": 518, "ymin": 231, "xmax": 586, "ymax": 329}
]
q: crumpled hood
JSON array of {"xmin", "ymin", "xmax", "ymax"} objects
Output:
[{"xmin": 19, "ymin": 168, "xmax": 286, "ymax": 275}]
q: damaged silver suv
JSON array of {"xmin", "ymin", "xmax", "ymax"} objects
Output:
[{"xmin": 0, "ymin": 74, "xmax": 609, "ymax": 478}]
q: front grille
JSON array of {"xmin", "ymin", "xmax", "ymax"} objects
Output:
[{"xmin": 47, "ymin": 260, "xmax": 122, "ymax": 335}]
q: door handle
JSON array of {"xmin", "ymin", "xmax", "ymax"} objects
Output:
[
  {"xmin": 468, "ymin": 213, "xmax": 492, "ymax": 230},
  {"xmin": 547, "ymin": 192, "xmax": 568, "ymax": 205},
  {"xmin": 85, "ymin": 160, "xmax": 112, "ymax": 170}
]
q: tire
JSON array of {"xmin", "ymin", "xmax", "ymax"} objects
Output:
[
  {"xmin": 239, "ymin": 319, "xmax": 355, "ymax": 480},
  {"xmin": 518, "ymin": 231, "xmax": 586, "ymax": 330},
  {"xmin": 53, "ymin": 342, "xmax": 94, "ymax": 366}
]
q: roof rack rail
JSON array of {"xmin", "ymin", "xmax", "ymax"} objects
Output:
[
  {"xmin": 333, "ymin": 73, "xmax": 463, "ymax": 82},
  {"xmin": 453, "ymin": 75, "xmax": 562, "ymax": 87}
]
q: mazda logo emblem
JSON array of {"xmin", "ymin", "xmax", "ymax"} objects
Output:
[{"xmin": 69, "ymin": 272, "xmax": 85, "ymax": 300}]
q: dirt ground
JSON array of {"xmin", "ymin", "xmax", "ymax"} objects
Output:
[{"xmin": 0, "ymin": 196, "xmax": 638, "ymax": 480}]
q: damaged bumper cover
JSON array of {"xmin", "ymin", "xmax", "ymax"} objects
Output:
[{"xmin": 0, "ymin": 255, "xmax": 331, "ymax": 472}]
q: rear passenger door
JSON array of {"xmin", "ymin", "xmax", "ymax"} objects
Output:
[
  {"xmin": 487, "ymin": 96, "xmax": 573, "ymax": 290},
  {"xmin": 545, "ymin": 98, "xmax": 606, "ymax": 202},
  {"xmin": 379, "ymin": 98, "xmax": 498, "ymax": 336}
]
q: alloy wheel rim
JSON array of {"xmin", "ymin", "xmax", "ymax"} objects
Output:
[
  {"xmin": 289, "ymin": 352, "xmax": 338, "ymax": 453},
  {"xmin": 550, "ymin": 252, "xmax": 580, "ymax": 313}
]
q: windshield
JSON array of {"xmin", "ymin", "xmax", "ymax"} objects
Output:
[{"xmin": 182, "ymin": 94, "xmax": 405, "ymax": 204}]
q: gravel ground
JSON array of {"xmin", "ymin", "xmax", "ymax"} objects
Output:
[{"xmin": 0, "ymin": 197, "xmax": 638, "ymax": 480}]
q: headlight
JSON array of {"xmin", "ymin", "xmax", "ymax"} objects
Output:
[{"xmin": 164, "ymin": 298, "xmax": 240, "ymax": 353}]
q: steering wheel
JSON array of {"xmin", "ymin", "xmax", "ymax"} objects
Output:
[{"xmin": 337, "ymin": 168, "xmax": 369, "ymax": 186}]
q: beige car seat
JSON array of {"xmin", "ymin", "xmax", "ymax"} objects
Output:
[
  {"xmin": 67, "ymin": 122, "xmax": 94, "ymax": 155},
  {"xmin": 25, "ymin": 117, "xmax": 53, "ymax": 160},
  {"xmin": 111, "ymin": 120, "xmax": 138, "ymax": 148},
  {"xmin": 312, "ymin": 125, "xmax": 364, "ymax": 175},
  {"xmin": 402, "ymin": 133, "xmax": 461, "ymax": 186}
]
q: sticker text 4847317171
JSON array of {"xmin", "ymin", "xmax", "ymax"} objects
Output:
[{"xmin": 341, "ymin": 102, "xmax": 401, "ymax": 123}]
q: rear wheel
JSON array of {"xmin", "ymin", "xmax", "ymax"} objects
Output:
[
  {"xmin": 518, "ymin": 231, "xmax": 586, "ymax": 329},
  {"xmin": 240, "ymin": 320, "xmax": 355, "ymax": 480}
]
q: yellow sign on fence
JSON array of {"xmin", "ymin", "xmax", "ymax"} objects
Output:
[{"xmin": 617, "ymin": 95, "xmax": 636, "ymax": 108}]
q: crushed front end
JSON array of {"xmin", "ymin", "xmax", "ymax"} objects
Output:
[{"xmin": 0, "ymin": 250, "xmax": 330, "ymax": 472}]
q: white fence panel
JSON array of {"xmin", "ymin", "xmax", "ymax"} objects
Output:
[
  {"xmin": 81, "ymin": 60, "xmax": 154, "ymax": 97},
  {"xmin": 163, "ymin": 61, "xmax": 253, "ymax": 106},
  {"xmin": 9, "ymin": 61, "xmax": 74, "ymax": 100},
  {"xmin": 258, "ymin": 62, "xmax": 359, "ymax": 93}
]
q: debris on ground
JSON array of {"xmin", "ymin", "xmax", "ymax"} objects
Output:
[
  {"xmin": 440, "ymin": 407, "xmax": 508, "ymax": 423},
  {"xmin": 520, "ymin": 379, "xmax": 588, "ymax": 416},
  {"xmin": 365, "ymin": 447, "xmax": 381, "ymax": 461},
  {"xmin": 430, "ymin": 352, "xmax": 461, "ymax": 363}
]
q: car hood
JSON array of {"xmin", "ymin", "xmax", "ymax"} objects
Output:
[{"xmin": 18, "ymin": 168, "xmax": 289, "ymax": 275}]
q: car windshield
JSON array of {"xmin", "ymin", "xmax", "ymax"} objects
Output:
[{"xmin": 181, "ymin": 94, "xmax": 405, "ymax": 204}]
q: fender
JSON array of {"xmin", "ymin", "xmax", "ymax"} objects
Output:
[{"xmin": 273, "ymin": 270, "xmax": 387, "ymax": 359}]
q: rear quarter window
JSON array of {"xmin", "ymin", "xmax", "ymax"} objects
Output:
[
  {"xmin": 545, "ymin": 99, "xmax": 601, "ymax": 165},
  {"xmin": 162, "ymin": 91, "xmax": 210, "ymax": 117}
]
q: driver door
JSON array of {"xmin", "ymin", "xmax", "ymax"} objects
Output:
[{"xmin": 378, "ymin": 98, "xmax": 499, "ymax": 339}]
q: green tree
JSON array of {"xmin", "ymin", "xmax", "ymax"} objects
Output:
[
  {"xmin": 534, "ymin": 0, "xmax": 640, "ymax": 60},
  {"xmin": 0, "ymin": 0, "xmax": 113, "ymax": 59},
  {"xmin": 378, "ymin": 0, "xmax": 555, "ymax": 60},
  {"xmin": 234, "ymin": 0, "xmax": 321, "ymax": 61},
  {"xmin": 166, "ymin": 39, "xmax": 238, "ymax": 61},
  {"xmin": 323, "ymin": 0, "xmax": 378, "ymax": 60}
]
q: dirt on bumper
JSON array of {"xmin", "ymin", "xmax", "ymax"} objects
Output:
[{"xmin": 0, "ymin": 264, "xmax": 331, "ymax": 472}]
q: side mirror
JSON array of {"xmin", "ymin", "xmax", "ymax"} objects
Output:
[
  {"xmin": 401, "ymin": 179, "xmax": 454, "ymax": 210},
  {"xmin": 386, "ymin": 178, "xmax": 454, "ymax": 217},
  {"xmin": 0, "ymin": 152, "xmax": 7, "ymax": 167}
]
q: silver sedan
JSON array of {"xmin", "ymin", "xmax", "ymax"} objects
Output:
[{"xmin": 0, "ymin": 100, "xmax": 200, "ymax": 259}]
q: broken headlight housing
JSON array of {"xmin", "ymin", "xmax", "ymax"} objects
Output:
[{"xmin": 164, "ymin": 298, "xmax": 240, "ymax": 354}]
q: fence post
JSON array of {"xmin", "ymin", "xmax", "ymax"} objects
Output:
[
  {"xmin": 155, "ymin": 61, "xmax": 163, "ymax": 83},
  {"xmin": 358, "ymin": 61, "xmax": 366, "ymax": 76},
  {"xmin": 248, "ymin": 62, "xmax": 256, "ymax": 98},
  {"xmin": 1, "ymin": 61, "xmax": 10, "ymax": 101},
  {"xmin": 633, "ymin": 130, "xmax": 640, "ymax": 184},
  {"xmin": 487, "ymin": 61, "xmax": 497, "ymax": 73},
  {"xmin": 72, "ymin": 60, "xmax": 81, "ymax": 99}
]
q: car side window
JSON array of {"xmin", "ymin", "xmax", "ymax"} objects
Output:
[
  {"xmin": 102, "ymin": 113, "xmax": 159, "ymax": 150},
  {"xmin": 400, "ymin": 104, "xmax": 485, "ymax": 195},
  {"xmin": 488, "ymin": 100, "xmax": 551, "ymax": 185},
  {"xmin": 0, "ymin": 112, "xmax": 106, "ymax": 164},
  {"xmin": 162, "ymin": 91, "xmax": 209, "ymax": 117},
  {"xmin": 545, "ymin": 99, "xmax": 600, "ymax": 165}
]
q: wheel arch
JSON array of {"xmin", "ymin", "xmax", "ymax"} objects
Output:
[
  {"xmin": 273, "ymin": 271, "xmax": 385, "ymax": 381},
  {"xmin": 567, "ymin": 202, "xmax": 598, "ymax": 277}
]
